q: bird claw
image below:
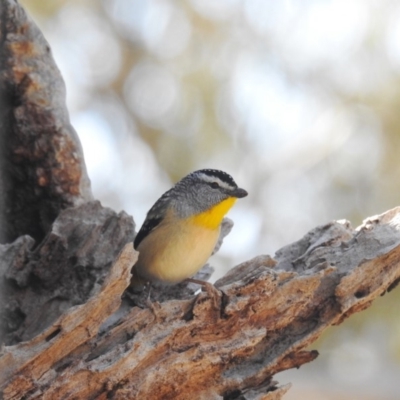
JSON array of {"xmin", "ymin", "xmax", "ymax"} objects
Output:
[
  {"xmin": 145, "ymin": 298, "xmax": 162, "ymax": 320},
  {"xmin": 185, "ymin": 278, "xmax": 222, "ymax": 306}
]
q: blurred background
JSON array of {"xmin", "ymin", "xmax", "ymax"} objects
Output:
[{"xmin": 21, "ymin": 0, "xmax": 400, "ymax": 398}]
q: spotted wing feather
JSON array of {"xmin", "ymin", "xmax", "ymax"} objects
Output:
[{"xmin": 134, "ymin": 189, "xmax": 172, "ymax": 248}]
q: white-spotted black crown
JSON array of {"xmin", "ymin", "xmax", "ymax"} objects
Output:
[{"xmin": 191, "ymin": 169, "xmax": 238, "ymax": 188}]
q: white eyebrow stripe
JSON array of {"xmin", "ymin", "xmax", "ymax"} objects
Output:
[{"xmin": 197, "ymin": 173, "xmax": 235, "ymax": 190}]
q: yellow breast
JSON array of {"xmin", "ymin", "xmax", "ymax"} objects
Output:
[
  {"xmin": 188, "ymin": 197, "xmax": 237, "ymax": 229},
  {"xmin": 135, "ymin": 219, "xmax": 220, "ymax": 284},
  {"xmin": 134, "ymin": 197, "xmax": 238, "ymax": 285}
]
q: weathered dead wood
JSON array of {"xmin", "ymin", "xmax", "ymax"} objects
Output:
[
  {"xmin": 1, "ymin": 208, "xmax": 400, "ymax": 399},
  {"xmin": 1, "ymin": 1, "xmax": 400, "ymax": 400},
  {"xmin": 0, "ymin": 201, "xmax": 136, "ymax": 345},
  {"xmin": 0, "ymin": 0, "xmax": 92, "ymax": 244},
  {"xmin": 0, "ymin": 243, "xmax": 136, "ymax": 399}
]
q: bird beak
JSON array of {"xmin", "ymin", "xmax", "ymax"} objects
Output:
[{"xmin": 231, "ymin": 187, "xmax": 248, "ymax": 198}]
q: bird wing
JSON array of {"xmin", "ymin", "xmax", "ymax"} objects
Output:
[{"xmin": 134, "ymin": 189, "xmax": 172, "ymax": 249}]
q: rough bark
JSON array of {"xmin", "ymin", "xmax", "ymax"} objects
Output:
[
  {"xmin": 1, "ymin": 1, "xmax": 400, "ymax": 399},
  {"xmin": 2, "ymin": 208, "xmax": 400, "ymax": 399},
  {"xmin": 0, "ymin": 0, "xmax": 92, "ymax": 244}
]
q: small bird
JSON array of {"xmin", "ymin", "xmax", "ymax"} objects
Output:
[{"xmin": 132, "ymin": 169, "xmax": 248, "ymax": 288}]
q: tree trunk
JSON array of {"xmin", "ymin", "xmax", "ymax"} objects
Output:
[{"xmin": 1, "ymin": 1, "xmax": 400, "ymax": 399}]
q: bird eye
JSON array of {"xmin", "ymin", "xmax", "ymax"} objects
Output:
[{"xmin": 211, "ymin": 182, "xmax": 219, "ymax": 189}]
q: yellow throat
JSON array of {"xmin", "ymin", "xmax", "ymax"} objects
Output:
[{"xmin": 189, "ymin": 197, "xmax": 237, "ymax": 230}]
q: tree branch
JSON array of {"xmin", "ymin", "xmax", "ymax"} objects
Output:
[{"xmin": 0, "ymin": 0, "xmax": 92, "ymax": 244}]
